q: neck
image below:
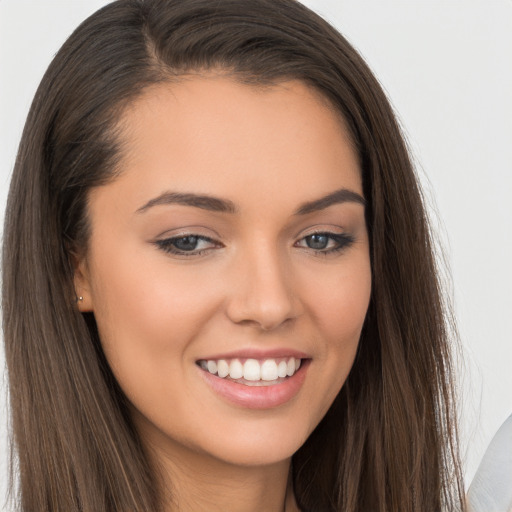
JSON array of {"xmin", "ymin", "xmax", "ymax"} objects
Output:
[{"xmin": 149, "ymin": 438, "xmax": 298, "ymax": 512}]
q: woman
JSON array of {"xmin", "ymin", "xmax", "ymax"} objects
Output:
[{"xmin": 2, "ymin": 0, "xmax": 466, "ymax": 510}]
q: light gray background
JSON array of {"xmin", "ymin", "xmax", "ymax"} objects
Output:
[{"xmin": 1, "ymin": 0, "xmax": 511, "ymax": 507}]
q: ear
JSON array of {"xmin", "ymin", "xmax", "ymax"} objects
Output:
[{"xmin": 72, "ymin": 252, "xmax": 94, "ymax": 312}]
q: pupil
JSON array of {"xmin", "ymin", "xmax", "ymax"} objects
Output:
[
  {"xmin": 307, "ymin": 234, "xmax": 328, "ymax": 250},
  {"xmin": 174, "ymin": 236, "xmax": 199, "ymax": 251}
]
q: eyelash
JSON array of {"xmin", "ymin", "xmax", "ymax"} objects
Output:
[
  {"xmin": 155, "ymin": 235, "xmax": 219, "ymax": 256},
  {"xmin": 295, "ymin": 232, "xmax": 355, "ymax": 256},
  {"xmin": 154, "ymin": 232, "xmax": 354, "ymax": 257}
]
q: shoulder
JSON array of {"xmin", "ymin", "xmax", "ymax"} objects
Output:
[{"xmin": 467, "ymin": 414, "xmax": 512, "ymax": 512}]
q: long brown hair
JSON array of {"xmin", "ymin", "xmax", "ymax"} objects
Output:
[{"xmin": 2, "ymin": 0, "xmax": 465, "ymax": 510}]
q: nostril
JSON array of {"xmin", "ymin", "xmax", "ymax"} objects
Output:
[
  {"xmin": 226, "ymin": 300, "xmax": 299, "ymax": 331},
  {"xmin": 224, "ymin": 256, "xmax": 303, "ymax": 329}
]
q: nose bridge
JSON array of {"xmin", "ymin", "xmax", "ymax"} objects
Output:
[{"xmin": 226, "ymin": 236, "xmax": 298, "ymax": 330}]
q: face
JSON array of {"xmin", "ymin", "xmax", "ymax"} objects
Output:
[{"xmin": 75, "ymin": 76, "xmax": 371, "ymax": 469}]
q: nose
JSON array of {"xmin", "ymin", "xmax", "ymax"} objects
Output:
[{"xmin": 225, "ymin": 242, "xmax": 301, "ymax": 331}]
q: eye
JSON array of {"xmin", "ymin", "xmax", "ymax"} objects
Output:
[
  {"xmin": 305, "ymin": 233, "xmax": 330, "ymax": 250},
  {"xmin": 155, "ymin": 235, "xmax": 219, "ymax": 256},
  {"xmin": 296, "ymin": 232, "xmax": 354, "ymax": 254}
]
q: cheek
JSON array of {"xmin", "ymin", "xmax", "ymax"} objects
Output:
[
  {"xmin": 86, "ymin": 240, "xmax": 222, "ymax": 373},
  {"xmin": 309, "ymin": 256, "xmax": 371, "ymax": 342},
  {"xmin": 305, "ymin": 256, "xmax": 371, "ymax": 394},
  {"xmin": 86, "ymin": 248, "xmax": 225, "ymax": 431}
]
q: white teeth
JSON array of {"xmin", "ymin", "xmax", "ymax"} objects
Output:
[
  {"xmin": 217, "ymin": 359, "xmax": 229, "ymax": 378},
  {"xmin": 229, "ymin": 359, "xmax": 243, "ymax": 379},
  {"xmin": 277, "ymin": 360, "xmax": 288, "ymax": 378},
  {"xmin": 243, "ymin": 359, "xmax": 261, "ymax": 381},
  {"xmin": 261, "ymin": 359, "xmax": 278, "ymax": 381},
  {"xmin": 200, "ymin": 356, "xmax": 303, "ymax": 382},
  {"xmin": 286, "ymin": 358, "xmax": 295, "ymax": 377},
  {"xmin": 207, "ymin": 360, "xmax": 217, "ymax": 374}
]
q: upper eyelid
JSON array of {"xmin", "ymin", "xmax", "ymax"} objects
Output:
[
  {"xmin": 158, "ymin": 234, "xmax": 219, "ymax": 245},
  {"xmin": 154, "ymin": 235, "xmax": 220, "ymax": 256},
  {"xmin": 300, "ymin": 228, "xmax": 345, "ymax": 236},
  {"xmin": 295, "ymin": 232, "xmax": 353, "ymax": 245},
  {"xmin": 292, "ymin": 222, "xmax": 348, "ymax": 238},
  {"xmin": 295, "ymin": 230, "xmax": 349, "ymax": 246},
  {"xmin": 155, "ymin": 228, "xmax": 348, "ymax": 243},
  {"xmin": 155, "ymin": 227, "xmax": 222, "ymax": 241},
  {"xmin": 153, "ymin": 219, "xmax": 349, "ymax": 240}
]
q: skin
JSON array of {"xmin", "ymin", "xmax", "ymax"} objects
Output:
[{"xmin": 75, "ymin": 76, "xmax": 371, "ymax": 512}]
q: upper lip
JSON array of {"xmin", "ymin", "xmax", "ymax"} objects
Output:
[{"xmin": 196, "ymin": 348, "xmax": 310, "ymax": 361}]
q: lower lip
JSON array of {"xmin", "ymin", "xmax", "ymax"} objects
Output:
[{"xmin": 199, "ymin": 360, "xmax": 309, "ymax": 409}]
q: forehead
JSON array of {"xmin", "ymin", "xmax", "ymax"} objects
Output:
[{"xmin": 105, "ymin": 76, "xmax": 362, "ymax": 213}]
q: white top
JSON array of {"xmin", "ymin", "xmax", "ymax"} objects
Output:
[{"xmin": 467, "ymin": 414, "xmax": 512, "ymax": 512}]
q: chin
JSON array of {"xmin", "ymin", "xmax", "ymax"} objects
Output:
[{"xmin": 195, "ymin": 416, "xmax": 314, "ymax": 468}]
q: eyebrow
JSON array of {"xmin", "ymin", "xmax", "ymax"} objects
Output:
[
  {"xmin": 136, "ymin": 192, "xmax": 237, "ymax": 214},
  {"xmin": 136, "ymin": 188, "xmax": 365, "ymax": 215},
  {"xmin": 294, "ymin": 188, "xmax": 366, "ymax": 215}
]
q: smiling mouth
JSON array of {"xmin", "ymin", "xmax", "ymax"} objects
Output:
[{"xmin": 197, "ymin": 357, "xmax": 302, "ymax": 386}]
